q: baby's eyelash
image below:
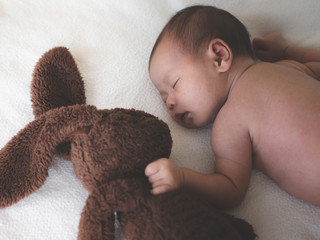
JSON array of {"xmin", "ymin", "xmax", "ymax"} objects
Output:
[{"xmin": 173, "ymin": 78, "xmax": 180, "ymax": 88}]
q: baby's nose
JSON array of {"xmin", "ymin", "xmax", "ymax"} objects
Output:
[
  {"xmin": 168, "ymin": 103, "xmax": 174, "ymax": 111},
  {"xmin": 166, "ymin": 96, "xmax": 175, "ymax": 112}
]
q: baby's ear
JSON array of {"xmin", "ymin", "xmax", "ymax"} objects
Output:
[
  {"xmin": 0, "ymin": 105, "xmax": 101, "ymax": 208},
  {"xmin": 207, "ymin": 39, "xmax": 233, "ymax": 72}
]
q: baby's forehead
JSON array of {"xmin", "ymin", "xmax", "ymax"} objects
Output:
[
  {"xmin": 150, "ymin": 39, "xmax": 177, "ymax": 67},
  {"xmin": 155, "ymin": 37, "xmax": 179, "ymax": 54},
  {"xmin": 155, "ymin": 38, "xmax": 208, "ymax": 67},
  {"xmin": 153, "ymin": 38, "xmax": 194, "ymax": 65}
]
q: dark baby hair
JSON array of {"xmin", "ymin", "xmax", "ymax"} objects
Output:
[{"xmin": 150, "ymin": 5, "xmax": 254, "ymax": 62}]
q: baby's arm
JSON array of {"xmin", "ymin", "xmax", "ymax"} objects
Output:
[
  {"xmin": 253, "ymin": 32, "xmax": 320, "ymax": 79},
  {"xmin": 145, "ymin": 159, "xmax": 246, "ymax": 208},
  {"xmin": 145, "ymin": 119, "xmax": 252, "ymax": 209}
]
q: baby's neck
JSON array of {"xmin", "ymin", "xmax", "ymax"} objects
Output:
[{"xmin": 227, "ymin": 56, "xmax": 255, "ymax": 97}]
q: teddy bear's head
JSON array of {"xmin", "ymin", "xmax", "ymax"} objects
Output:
[{"xmin": 70, "ymin": 108, "xmax": 172, "ymax": 191}]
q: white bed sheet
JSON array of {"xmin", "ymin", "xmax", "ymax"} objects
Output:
[{"xmin": 0, "ymin": 0, "xmax": 319, "ymax": 239}]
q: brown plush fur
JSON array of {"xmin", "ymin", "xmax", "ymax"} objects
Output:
[{"xmin": 0, "ymin": 47, "xmax": 256, "ymax": 240}]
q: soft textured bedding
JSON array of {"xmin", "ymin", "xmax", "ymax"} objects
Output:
[{"xmin": 0, "ymin": 0, "xmax": 319, "ymax": 239}]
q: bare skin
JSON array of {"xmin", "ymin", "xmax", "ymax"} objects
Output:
[{"xmin": 146, "ymin": 32, "xmax": 320, "ymax": 208}]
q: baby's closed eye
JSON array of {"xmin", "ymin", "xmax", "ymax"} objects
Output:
[{"xmin": 173, "ymin": 78, "xmax": 180, "ymax": 88}]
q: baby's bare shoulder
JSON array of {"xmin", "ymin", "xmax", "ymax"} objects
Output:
[{"xmin": 212, "ymin": 98, "xmax": 249, "ymax": 141}]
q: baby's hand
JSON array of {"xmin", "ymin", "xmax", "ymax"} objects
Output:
[
  {"xmin": 253, "ymin": 32, "xmax": 289, "ymax": 62},
  {"xmin": 145, "ymin": 158, "xmax": 184, "ymax": 195}
]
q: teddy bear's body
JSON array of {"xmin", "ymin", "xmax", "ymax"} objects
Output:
[{"xmin": 0, "ymin": 47, "xmax": 256, "ymax": 240}]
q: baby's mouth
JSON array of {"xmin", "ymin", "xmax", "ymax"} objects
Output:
[{"xmin": 175, "ymin": 112, "xmax": 189, "ymax": 123}]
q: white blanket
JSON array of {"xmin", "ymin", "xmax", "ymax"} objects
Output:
[{"xmin": 0, "ymin": 0, "xmax": 319, "ymax": 239}]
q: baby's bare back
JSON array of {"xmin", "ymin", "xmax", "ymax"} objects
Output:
[{"xmin": 229, "ymin": 61, "xmax": 320, "ymax": 205}]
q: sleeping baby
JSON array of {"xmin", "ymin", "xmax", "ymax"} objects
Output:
[{"xmin": 145, "ymin": 5, "xmax": 320, "ymax": 208}]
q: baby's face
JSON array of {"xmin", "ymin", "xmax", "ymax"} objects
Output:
[{"xmin": 149, "ymin": 38, "xmax": 229, "ymax": 128}]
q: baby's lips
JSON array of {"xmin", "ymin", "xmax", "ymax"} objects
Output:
[
  {"xmin": 174, "ymin": 112, "xmax": 185, "ymax": 122},
  {"xmin": 174, "ymin": 111, "xmax": 191, "ymax": 123}
]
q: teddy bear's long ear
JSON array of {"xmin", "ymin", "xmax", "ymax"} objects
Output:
[
  {"xmin": 31, "ymin": 47, "xmax": 86, "ymax": 118},
  {"xmin": 0, "ymin": 105, "xmax": 102, "ymax": 208},
  {"xmin": 31, "ymin": 47, "xmax": 86, "ymax": 159}
]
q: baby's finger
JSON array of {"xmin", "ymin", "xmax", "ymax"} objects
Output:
[
  {"xmin": 254, "ymin": 49, "xmax": 270, "ymax": 61},
  {"xmin": 148, "ymin": 174, "xmax": 163, "ymax": 184},
  {"xmin": 151, "ymin": 179, "xmax": 166, "ymax": 189},
  {"xmin": 151, "ymin": 184, "xmax": 171, "ymax": 195},
  {"xmin": 145, "ymin": 162, "xmax": 160, "ymax": 177},
  {"xmin": 253, "ymin": 37, "xmax": 269, "ymax": 51}
]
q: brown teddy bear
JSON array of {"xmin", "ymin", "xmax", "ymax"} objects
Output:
[{"xmin": 0, "ymin": 47, "xmax": 256, "ymax": 240}]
